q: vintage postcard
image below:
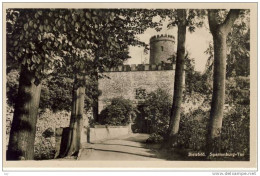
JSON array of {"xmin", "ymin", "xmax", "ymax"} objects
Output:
[{"xmin": 2, "ymin": 2, "xmax": 257, "ymax": 171}]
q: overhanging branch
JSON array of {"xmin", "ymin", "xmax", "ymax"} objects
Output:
[{"xmin": 221, "ymin": 9, "xmax": 240, "ymax": 33}]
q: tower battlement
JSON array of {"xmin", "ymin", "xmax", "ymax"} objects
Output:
[
  {"xmin": 104, "ymin": 63, "xmax": 176, "ymax": 72},
  {"xmin": 150, "ymin": 34, "xmax": 175, "ymax": 43}
]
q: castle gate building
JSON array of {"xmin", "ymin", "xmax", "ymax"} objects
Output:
[{"xmin": 98, "ymin": 34, "xmax": 184, "ymax": 115}]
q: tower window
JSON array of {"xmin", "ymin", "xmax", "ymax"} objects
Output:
[{"xmin": 161, "ymin": 46, "xmax": 164, "ymax": 51}]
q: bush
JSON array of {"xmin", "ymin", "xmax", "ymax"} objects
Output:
[
  {"xmin": 146, "ymin": 133, "xmax": 164, "ymax": 144},
  {"xmin": 226, "ymin": 76, "xmax": 250, "ymax": 105},
  {"xmin": 132, "ymin": 88, "xmax": 172, "ymax": 143},
  {"xmin": 220, "ymin": 105, "xmax": 249, "ymax": 158},
  {"xmin": 142, "ymin": 88, "xmax": 172, "ymax": 136},
  {"xmin": 34, "ymin": 137, "xmax": 56, "ymax": 160},
  {"xmin": 99, "ymin": 97, "xmax": 137, "ymax": 126},
  {"xmin": 174, "ymin": 76, "xmax": 250, "ymax": 160},
  {"xmin": 221, "ymin": 76, "xmax": 250, "ymax": 158},
  {"xmin": 176, "ymin": 109, "xmax": 209, "ymax": 151}
]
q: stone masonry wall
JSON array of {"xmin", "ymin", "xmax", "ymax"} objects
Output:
[
  {"xmin": 6, "ymin": 106, "xmax": 91, "ymax": 159},
  {"xmin": 98, "ymin": 64, "xmax": 183, "ymax": 112}
]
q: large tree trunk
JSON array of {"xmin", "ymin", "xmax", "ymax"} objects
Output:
[
  {"xmin": 206, "ymin": 9, "xmax": 240, "ymax": 155},
  {"xmin": 60, "ymin": 77, "xmax": 85, "ymax": 157},
  {"xmin": 166, "ymin": 9, "xmax": 187, "ymax": 145},
  {"xmin": 206, "ymin": 30, "xmax": 227, "ymax": 153},
  {"xmin": 7, "ymin": 66, "xmax": 41, "ymax": 160}
]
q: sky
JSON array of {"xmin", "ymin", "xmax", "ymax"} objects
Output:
[{"xmin": 126, "ymin": 17, "xmax": 213, "ymax": 73}]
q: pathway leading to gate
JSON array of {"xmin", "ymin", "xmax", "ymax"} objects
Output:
[{"xmin": 78, "ymin": 133, "xmax": 166, "ymax": 161}]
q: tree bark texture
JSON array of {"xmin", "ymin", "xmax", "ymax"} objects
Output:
[
  {"xmin": 207, "ymin": 9, "xmax": 240, "ymax": 154},
  {"xmin": 60, "ymin": 79, "xmax": 85, "ymax": 157},
  {"xmin": 167, "ymin": 9, "xmax": 187, "ymax": 144},
  {"xmin": 207, "ymin": 30, "xmax": 227, "ymax": 150},
  {"xmin": 7, "ymin": 66, "xmax": 42, "ymax": 160}
]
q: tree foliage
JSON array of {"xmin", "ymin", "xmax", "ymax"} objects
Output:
[
  {"xmin": 226, "ymin": 10, "xmax": 250, "ymax": 78},
  {"xmin": 40, "ymin": 77, "xmax": 73, "ymax": 112},
  {"xmin": 205, "ymin": 10, "xmax": 250, "ymax": 78},
  {"xmin": 7, "ymin": 9, "xmax": 159, "ymax": 82},
  {"xmin": 6, "ymin": 8, "xmax": 161, "ymax": 160},
  {"xmin": 7, "ymin": 9, "xmax": 63, "ymax": 83}
]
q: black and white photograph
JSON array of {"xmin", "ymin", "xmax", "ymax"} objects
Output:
[{"xmin": 2, "ymin": 2, "xmax": 257, "ymax": 171}]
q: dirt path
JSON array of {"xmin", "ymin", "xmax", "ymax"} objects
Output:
[{"xmin": 78, "ymin": 133, "xmax": 166, "ymax": 161}]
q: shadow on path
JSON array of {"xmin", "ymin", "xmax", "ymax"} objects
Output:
[
  {"xmin": 78, "ymin": 133, "xmax": 165, "ymax": 161},
  {"xmin": 85, "ymin": 147, "xmax": 158, "ymax": 159}
]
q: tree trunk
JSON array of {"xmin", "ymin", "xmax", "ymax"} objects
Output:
[
  {"xmin": 60, "ymin": 78, "xmax": 85, "ymax": 157},
  {"xmin": 92, "ymin": 71, "xmax": 99, "ymax": 122},
  {"xmin": 206, "ymin": 31, "xmax": 227, "ymax": 153},
  {"xmin": 206, "ymin": 9, "xmax": 240, "ymax": 155},
  {"xmin": 166, "ymin": 9, "xmax": 187, "ymax": 145},
  {"xmin": 7, "ymin": 66, "xmax": 42, "ymax": 160}
]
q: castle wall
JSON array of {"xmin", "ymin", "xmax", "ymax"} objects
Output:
[
  {"xmin": 150, "ymin": 34, "xmax": 175, "ymax": 64},
  {"xmin": 98, "ymin": 64, "xmax": 179, "ymax": 113}
]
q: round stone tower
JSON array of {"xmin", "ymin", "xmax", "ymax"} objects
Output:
[{"xmin": 149, "ymin": 34, "xmax": 175, "ymax": 64}]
